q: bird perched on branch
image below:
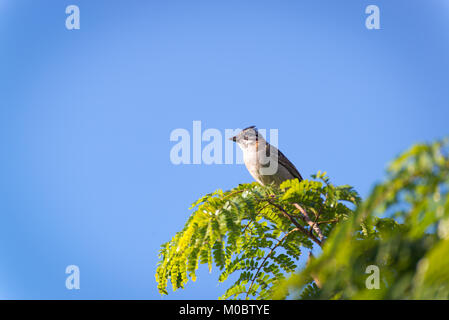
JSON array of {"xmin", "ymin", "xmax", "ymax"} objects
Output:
[{"xmin": 230, "ymin": 126, "xmax": 303, "ymax": 186}]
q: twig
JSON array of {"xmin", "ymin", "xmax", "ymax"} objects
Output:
[
  {"xmin": 308, "ymin": 209, "xmax": 320, "ymax": 238},
  {"xmin": 265, "ymin": 200, "xmax": 322, "ymax": 247},
  {"xmin": 293, "ymin": 203, "xmax": 325, "ymax": 242},
  {"xmin": 317, "ymin": 219, "xmax": 339, "ymax": 225},
  {"xmin": 222, "ymin": 190, "xmax": 244, "ymax": 200}
]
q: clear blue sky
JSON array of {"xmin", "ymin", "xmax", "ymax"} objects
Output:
[{"xmin": 0, "ymin": 0, "xmax": 448, "ymax": 299}]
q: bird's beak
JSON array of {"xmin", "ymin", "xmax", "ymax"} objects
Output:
[{"xmin": 229, "ymin": 136, "xmax": 237, "ymax": 142}]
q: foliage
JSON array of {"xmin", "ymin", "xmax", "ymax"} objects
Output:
[
  {"xmin": 156, "ymin": 171, "xmax": 360, "ymax": 299},
  {"xmin": 275, "ymin": 138, "xmax": 449, "ymax": 299},
  {"xmin": 156, "ymin": 138, "xmax": 449, "ymax": 299}
]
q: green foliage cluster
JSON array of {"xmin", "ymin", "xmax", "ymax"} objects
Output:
[
  {"xmin": 156, "ymin": 138, "xmax": 449, "ymax": 299},
  {"xmin": 277, "ymin": 139, "xmax": 449, "ymax": 299},
  {"xmin": 156, "ymin": 171, "xmax": 360, "ymax": 299}
]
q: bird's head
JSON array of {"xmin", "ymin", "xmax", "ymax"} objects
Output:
[{"xmin": 230, "ymin": 126, "xmax": 263, "ymax": 148}]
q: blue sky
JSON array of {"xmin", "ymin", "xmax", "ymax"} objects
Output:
[{"xmin": 0, "ymin": 0, "xmax": 448, "ymax": 299}]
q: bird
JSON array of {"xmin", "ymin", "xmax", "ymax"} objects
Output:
[{"xmin": 230, "ymin": 126, "xmax": 303, "ymax": 186}]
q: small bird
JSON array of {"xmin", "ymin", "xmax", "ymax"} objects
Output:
[{"xmin": 230, "ymin": 126, "xmax": 303, "ymax": 186}]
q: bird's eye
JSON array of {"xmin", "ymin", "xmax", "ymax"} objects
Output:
[{"xmin": 244, "ymin": 136, "xmax": 248, "ymax": 140}]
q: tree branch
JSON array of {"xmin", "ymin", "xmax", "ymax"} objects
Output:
[
  {"xmin": 317, "ymin": 219, "xmax": 339, "ymax": 225},
  {"xmin": 293, "ymin": 203, "xmax": 325, "ymax": 242},
  {"xmin": 265, "ymin": 200, "xmax": 322, "ymax": 247}
]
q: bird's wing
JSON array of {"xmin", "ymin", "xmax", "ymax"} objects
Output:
[{"xmin": 266, "ymin": 143, "xmax": 303, "ymax": 181}]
